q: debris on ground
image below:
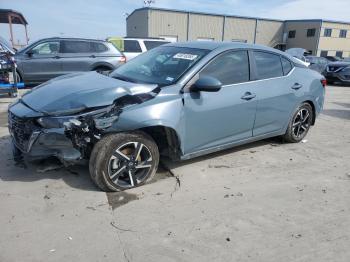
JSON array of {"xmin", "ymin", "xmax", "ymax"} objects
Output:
[
  {"xmin": 208, "ymin": 164, "xmax": 230, "ymax": 168},
  {"xmin": 110, "ymin": 221, "xmax": 135, "ymax": 232},
  {"xmin": 302, "ymin": 139, "xmax": 308, "ymax": 143}
]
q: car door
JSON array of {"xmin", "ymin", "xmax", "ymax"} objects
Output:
[
  {"xmin": 19, "ymin": 40, "xmax": 62, "ymax": 83},
  {"xmin": 123, "ymin": 40, "xmax": 142, "ymax": 61},
  {"xmin": 252, "ymin": 51, "xmax": 297, "ymax": 136},
  {"xmin": 183, "ymin": 50, "xmax": 258, "ymax": 154},
  {"xmin": 59, "ymin": 40, "xmax": 94, "ymax": 74}
]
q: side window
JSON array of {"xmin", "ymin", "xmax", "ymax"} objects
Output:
[
  {"xmin": 281, "ymin": 57, "xmax": 293, "ymax": 75},
  {"xmin": 61, "ymin": 41, "xmax": 93, "ymax": 53},
  {"xmin": 200, "ymin": 50, "xmax": 250, "ymax": 85},
  {"xmin": 31, "ymin": 41, "xmax": 60, "ymax": 55},
  {"xmin": 124, "ymin": 40, "xmax": 142, "ymax": 52},
  {"xmin": 253, "ymin": 51, "xmax": 283, "ymax": 79},
  {"xmin": 92, "ymin": 42, "xmax": 108, "ymax": 52}
]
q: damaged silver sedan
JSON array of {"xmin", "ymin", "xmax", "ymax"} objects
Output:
[{"xmin": 8, "ymin": 42, "xmax": 326, "ymax": 191}]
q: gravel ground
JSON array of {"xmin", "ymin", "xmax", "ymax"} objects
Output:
[{"xmin": 0, "ymin": 86, "xmax": 349, "ymax": 262}]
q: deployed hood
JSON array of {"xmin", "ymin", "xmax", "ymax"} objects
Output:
[{"xmin": 21, "ymin": 72, "xmax": 158, "ymax": 115}]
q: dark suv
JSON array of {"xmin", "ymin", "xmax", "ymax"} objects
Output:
[{"xmin": 15, "ymin": 37, "xmax": 125, "ymax": 85}]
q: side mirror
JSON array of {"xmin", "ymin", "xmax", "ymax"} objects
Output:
[
  {"xmin": 26, "ymin": 50, "xmax": 34, "ymax": 57},
  {"xmin": 191, "ymin": 76, "xmax": 222, "ymax": 92}
]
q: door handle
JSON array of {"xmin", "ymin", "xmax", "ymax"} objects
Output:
[
  {"xmin": 291, "ymin": 83, "xmax": 303, "ymax": 90},
  {"xmin": 89, "ymin": 55, "xmax": 96, "ymax": 58},
  {"xmin": 53, "ymin": 56, "xmax": 60, "ymax": 59},
  {"xmin": 241, "ymin": 92, "xmax": 256, "ymax": 101}
]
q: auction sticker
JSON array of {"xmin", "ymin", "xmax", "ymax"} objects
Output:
[{"xmin": 173, "ymin": 53, "xmax": 198, "ymax": 60}]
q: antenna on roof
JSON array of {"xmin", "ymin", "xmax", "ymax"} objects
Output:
[{"xmin": 143, "ymin": 0, "xmax": 155, "ymax": 7}]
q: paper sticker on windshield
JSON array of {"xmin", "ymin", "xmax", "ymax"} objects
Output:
[
  {"xmin": 166, "ymin": 76, "xmax": 174, "ymax": 82},
  {"xmin": 173, "ymin": 53, "xmax": 198, "ymax": 60}
]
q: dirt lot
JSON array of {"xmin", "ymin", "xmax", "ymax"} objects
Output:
[{"xmin": 0, "ymin": 86, "xmax": 349, "ymax": 262}]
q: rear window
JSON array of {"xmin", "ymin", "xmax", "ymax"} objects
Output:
[
  {"xmin": 61, "ymin": 41, "xmax": 93, "ymax": 53},
  {"xmin": 124, "ymin": 40, "xmax": 142, "ymax": 52},
  {"xmin": 144, "ymin": 41, "xmax": 170, "ymax": 50},
  {"xmin": 253, "ymin": 51, "xmax": 283, "ymax": 79},
  {"xmin": 92, "ymin": 42, "xmax": 108, "ymax": 52}
]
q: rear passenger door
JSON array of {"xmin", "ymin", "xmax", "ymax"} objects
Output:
[
  {"xmin": 123, "ymin": 40, "xmax": 142, "ymax": 60},
  {"xmin": 252, "ymin": 51, "xmax": 297, "ymax": 136},
  {"xmin": 59, "ymin": 40, "xmax": 94, "ymax": 74}
]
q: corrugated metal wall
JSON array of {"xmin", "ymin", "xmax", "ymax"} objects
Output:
[
  {"xmin": 126, "ymin": 9, "xmax": 149, "ymax": 37},
  {"xmin": 148, "ymin": 10, "xmax": 188, "ymax": 41},
  {"xmin": 126, "ymin": 8, "xmax": 284, "ymax": 48},
  {"xmin": 256, "ymin": 20, "xmax": 284, "ymax": 46},
  {"xmin": 223, "ymin": 17, "xmax": 255, "ymax": 43},
  {"xmin": 187, "ymin": 14, "xmax": 224, "ymax": 41}
]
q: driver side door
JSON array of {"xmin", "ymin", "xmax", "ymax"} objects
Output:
[{"xmin": 183, "ymin": 50, "xmax": 258, "ymax": 154}]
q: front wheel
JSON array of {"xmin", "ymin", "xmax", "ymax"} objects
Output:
[
  {"xmin": 89, "ymin": 132, "xmax": 159, "ymax": 192},
  {"xmin": 283, "ymin": 103, "xmax": 313, "ymax": 143}
]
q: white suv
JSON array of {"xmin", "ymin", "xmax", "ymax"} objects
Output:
[{"xmin": 108, "ymin": 38, "xmax": 170, "ymax": 61}]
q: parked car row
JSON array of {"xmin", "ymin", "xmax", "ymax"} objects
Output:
[
  {"xmin": 285, "ymin": 48, "xmax": 350, "ymax": 84},
  {"xmin": 0, "ymin": 36, "xmax": 170, "ymax": 86}
]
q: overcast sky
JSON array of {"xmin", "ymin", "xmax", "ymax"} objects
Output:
[{"xmin": 1, "ymin": 0, "xmax": 349, "ymax": 45}]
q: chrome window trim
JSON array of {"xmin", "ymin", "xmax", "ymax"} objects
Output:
[{"xmin": 221, "ymin": 67, "xmax": 295, "ymax": 87}]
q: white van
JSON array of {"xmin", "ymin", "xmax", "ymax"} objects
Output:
[{"xmin": 108, "ymin": 37, "xmax": 170, "ymax": 61}]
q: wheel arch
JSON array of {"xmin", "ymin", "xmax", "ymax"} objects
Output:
[
  {"xmin": 138, "ymin": 125, "xmax": 182, "ymax": 160},
  {"xmin": 303, "ymin": 100, "xmax": 316, "ymax": 125},
  {"xmin": 90, "ymin": 62, "xmax": 114, "ymax": 71}
]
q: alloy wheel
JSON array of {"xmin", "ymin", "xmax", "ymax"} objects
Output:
[
  {"xmin": 292, "ymin": 108, "xmax": 311, "ymax": 138},
  {"xmin": 107, "ymin": 142, "xmax": 153, "ymax": 189}
]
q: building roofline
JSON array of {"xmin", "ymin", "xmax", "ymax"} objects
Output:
[
  {"xmin": 127, "ymin": 7, "xmax": 284, "ymax": 23},
  {"xmin": 128, "ymin": 7, "xmax": 350, "ymax": 25}
]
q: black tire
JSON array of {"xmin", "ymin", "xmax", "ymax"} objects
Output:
[
  {"xmin": 89, "ymin": 132, "xmax": 159, "ymax": 192},
  {"xmin": 283, "ymin": 102, "xmax": 313, "ymax": 143},
  {"xmin": 93, "ymin": 66, "xmax": 112, "ymax": 74}
]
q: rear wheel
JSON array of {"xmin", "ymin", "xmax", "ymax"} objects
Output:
[
  {"xmin": 89, "ymin": 132, "xmax": 159, "ymax": 192},
  {"xmin": 283, "ymin": 103, "xmax": 313, "ymax": 143}
]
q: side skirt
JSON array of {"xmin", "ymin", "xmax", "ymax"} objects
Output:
[{"xmin": 180, "ymin": 130, "xmax": 284, "ymax": 160}]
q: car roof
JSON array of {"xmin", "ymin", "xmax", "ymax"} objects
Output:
[
  {"xmin": 123, "ymin": 37, "xmax": 168, "ymax": 41},
  {"xmin": 165, "ymin": 41, "xmax": 285, "ymax": 54},
  {"xmin": 37, "ymin": 37, "xmax": 107, "ymax": 43}
]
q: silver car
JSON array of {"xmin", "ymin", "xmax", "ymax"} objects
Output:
[
  {"xmin": 8, "ymin": 42, "xmax": 326, "ymax": 191},
  {"xmin": 15, "ymin": 37, "xmax": 125, "ymax": 85}
]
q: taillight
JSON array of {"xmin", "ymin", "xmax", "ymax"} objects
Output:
[
  {"xmin": 120, "ymin": 56, "xmax": 126, "ymax": 63},
  {"xmin": 321, "ymin": 79, "xmax": 327, "ymax": 87}
]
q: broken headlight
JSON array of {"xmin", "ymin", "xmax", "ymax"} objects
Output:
[{"xmin": 36, "ymin": 116, "xmax": 76, "ymax": 129}]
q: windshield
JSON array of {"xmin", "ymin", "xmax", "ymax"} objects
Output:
[{"xmin": 110, "ymin": 46, "xmax": 209, "ymax": 85}]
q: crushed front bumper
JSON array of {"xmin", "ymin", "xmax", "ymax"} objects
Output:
[{"xmin": 8, "ymin": 108, "xmax": 82, "ymax": 163}]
